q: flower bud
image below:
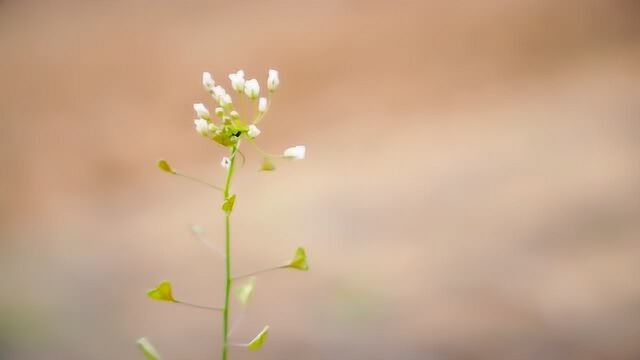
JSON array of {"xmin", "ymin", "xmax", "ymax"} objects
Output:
[
  {"xmin": 219, "ymin": 93, "xmax": 233, "ymax": 110},
  {"xmin": 283, "ymin": 145, "xmax": 305, "ymax": 160},
  {"xmin": 212, "ymin": 85, "xmax": 226, "ymax": 101},
  {"xmin": 244, "ymin": 79, "xmax": 260, "ymax": 99},
  {"xmin": 228, "ymin": 70, "xmax": 245, "ymax": 92},
  {"xmin": 215, "ymin": 107, "xmax": 225, "ymax": 117},
  {"xmin": 193, "ymin": 103, "xmax": 209, "ymax": 118},
  {"xmin": 202, "ymin": 72, "xmax": 215, "ymax": 90},
  {"xmin": 267, "ymin": 69, "xmax": 279, "ymax": 92},
  {"xmin": 247, "ymin": 124, "xmax": 261, "ymax": 138},
  {"xmin": 230, "ymin": 110, "xmax": 240, "ymax": 119},
  {"xmin": 258, "ymin": 97, "xmax": 267, "ymax": 113},
  {"xmin": 194, "ymin": 119, "xmax": 210, "ymax": 136}
]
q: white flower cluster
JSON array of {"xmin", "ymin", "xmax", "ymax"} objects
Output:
[{"xmin": 192, "ymin": 69, "xmax": 305, "ymax": 166}]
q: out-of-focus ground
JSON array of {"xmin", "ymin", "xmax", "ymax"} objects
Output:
[{"xmin": 1, "ymin": 0, "xmax": 640, "ymax": 359}]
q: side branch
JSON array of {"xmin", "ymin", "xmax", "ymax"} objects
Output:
[
  {"xmin": 233, "ymin": 265, "xmax": 288, "ymax": 280},
  {"xmin": 175, "ymin": 300, "xmax": 223, "ymax": 312},
  {"xmin": 175, "ymin": 172, "xmax": 224, "ymax": 192}
]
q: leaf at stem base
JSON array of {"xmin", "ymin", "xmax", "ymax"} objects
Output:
[{"xmin": 222, "ymin": 194, "xmax": 236, "ymax": 213}]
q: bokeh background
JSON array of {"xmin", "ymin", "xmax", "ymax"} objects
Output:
[{"xmin": 2, "ymin": 0, "xmax": 640, "ymax": 359}]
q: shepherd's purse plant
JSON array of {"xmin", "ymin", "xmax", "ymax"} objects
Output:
[{"xmin": 137, "ymin": 69, "xmax": 309, "ymax": 360}]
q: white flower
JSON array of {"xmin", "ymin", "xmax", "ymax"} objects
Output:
[
  {"xmin": 212, "ymin": 85, "xmax": 226, "ymax": 101},
  {"xmin": 194, "ymin": 119, "xmax": 210, "ymax": 136},
  {"xmin": 283, "ymin": 145, "xmax": 305, "ymax": 160},
  {"xmin": 221, "ymin": 157, "xmax": 231, "ymax": 169},
  {"xmin": 244, "ymin": 79, "xmax": 260, "ymax": 99},
  {"xmin": 193, "ymin": 103, "xmax": 209, "ymax": 118},
  {"xmin": 219, "ymin": 93, "xmax": 233, "ymax": 109},
  {"xmin": 267, "ymin": 69, "xmax": 279, "ymax": 92},
  {"xmin": 228, "ymin": 70, "xmax": 245, "ymax": 92},
  {"xmin": 247, "ymin": 124, "xmax": 261, "ymax": 138},
  {"xmin": 258, "ymin": 97, "xmax": 267, "ymax": 113},
  {"xmin": 202, "ymin": 72, "xmax": 215, "ymax": 90}
]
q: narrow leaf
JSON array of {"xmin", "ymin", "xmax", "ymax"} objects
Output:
[
  {"xmin": 235, "ymin": 277, "xmax": 256, "ymax": 305},
  {"xmin": 288, "ymin": 247, "xmax": 309, "ymax": 271},
  {"xmin": 157, "ymin": 159, "xmax": 175, "ymax": 174},
  {"xmin": 147, "ymin": 281, "xmax": 176, "ymax": 302},
  {"xmin": 136, "ymin": 337, "xmax": 161, "ymax": 360},
  {"xmin": 247, "ymin": 326, "xmax": 270, "ymax": 351},
  {"xmin": 222, "ymin": 194, "xmax": 236, "ymax": 213},
  {"xmin": 260, "ymin": 157, "xmax": 275, "ymax": 171}
]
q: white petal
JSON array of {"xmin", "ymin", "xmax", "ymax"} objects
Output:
[
  {"xmin": 283, "ymin": 145, "xmax": 305, "ymax": 160},
  {"xmin": 243, "ymin": 79, "xmax": 260, "ymax": 99},
  {"xmin": 194, "ymin": 119, "xmax": 210, "ymax": 135},
  {"xmin": 258, "ymin": 97, "xmax": 268, "ymax": 113},
  {"xmin": 202, "ymin": 72, "xmax": 215, "ymax": 89},
  {"xmin": 267, "ymin": 69, "xmax": 279, "ymax": 91},
  {"xmin": 193, "ymin": 103, "xmax": 210, "ymax": 118},
  {"xmin": 247, "ymin": 124, "xmax": 261, "ymax": 138},
  {"xmin": 212, "ymin": 85, "xmax": 227, "ymax": 101},
  {"xmin": 229, "ymin": 70, "xmax": 246, "ymax": 92},
  {"xmin": 219, "ymin": 94, "xmax": 233, "ymax": 108}
]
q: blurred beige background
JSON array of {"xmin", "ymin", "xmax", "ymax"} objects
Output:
[{"xmin": 1, "ymin": 0, "xmax": 640, "ymax": 359}]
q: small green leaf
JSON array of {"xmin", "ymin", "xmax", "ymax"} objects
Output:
[
  {"xmin": 157, "ymin": 160, "xmax": 175, "ymax": 174},
  {"xmin": 222, "ymin": 194, "xmax": 236, "ymax": 213},
  {"xmin": 260, "ymin": 157, "xmax": 275, "ymax": 171},
  {"xmin": 147, "ymin": 281, "xmax": 176, "ymax": 302},
  {"xmin": 247, "ymin": 326, "xmax": 270, "ymax": 351},
  {"xmin": 137, "ymin": 337, "xmax": 161, "ymax": 360},
  {"xmin": 288, "ymin": 247, "xmax": 309, "ymax": 271},
  {"xmin": 235, "ymin": 277, "xmax": 256, "ymax": 305}
]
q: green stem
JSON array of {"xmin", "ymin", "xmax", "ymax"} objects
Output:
[{"xmin": 221, "ymin": 144, "xmax": 239, "ymax": 360}]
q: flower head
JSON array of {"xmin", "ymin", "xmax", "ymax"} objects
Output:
[
  {"xmin": 283, "ymin": 145, "xmax": 305, "ymax": 160},
  {"xmin": 202, "ymin": 72, "xmax": 215, "ymax": 90},
  {"xmin": 193, "ymin": 103, "xmax": 209, "ymax": 118},
  {"xmin": 247, "ymin": 124, "xmax": 261, "ymax": 138},
  {"xmin": 244, "ymin": 79, "xmax": 260, "ymax": 99},
  {"xmin": 267, "ymin": 69, "xmax": 279, "ymax": 92},
  {"xmin": 228, "ymin": 70, "xmax": 245, "ymax": 92},
  {"xmin": 221, "ymin": 157, "xmax": 231, "ymax": 169},
  {"xmin": 258, "ymin": 97, "xmax": 268, "ymax": 113}
]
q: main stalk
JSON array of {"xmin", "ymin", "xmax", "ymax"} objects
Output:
[{"xmin": 221, "ymin": 144, "xmax": 238, "ymax": 360}]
